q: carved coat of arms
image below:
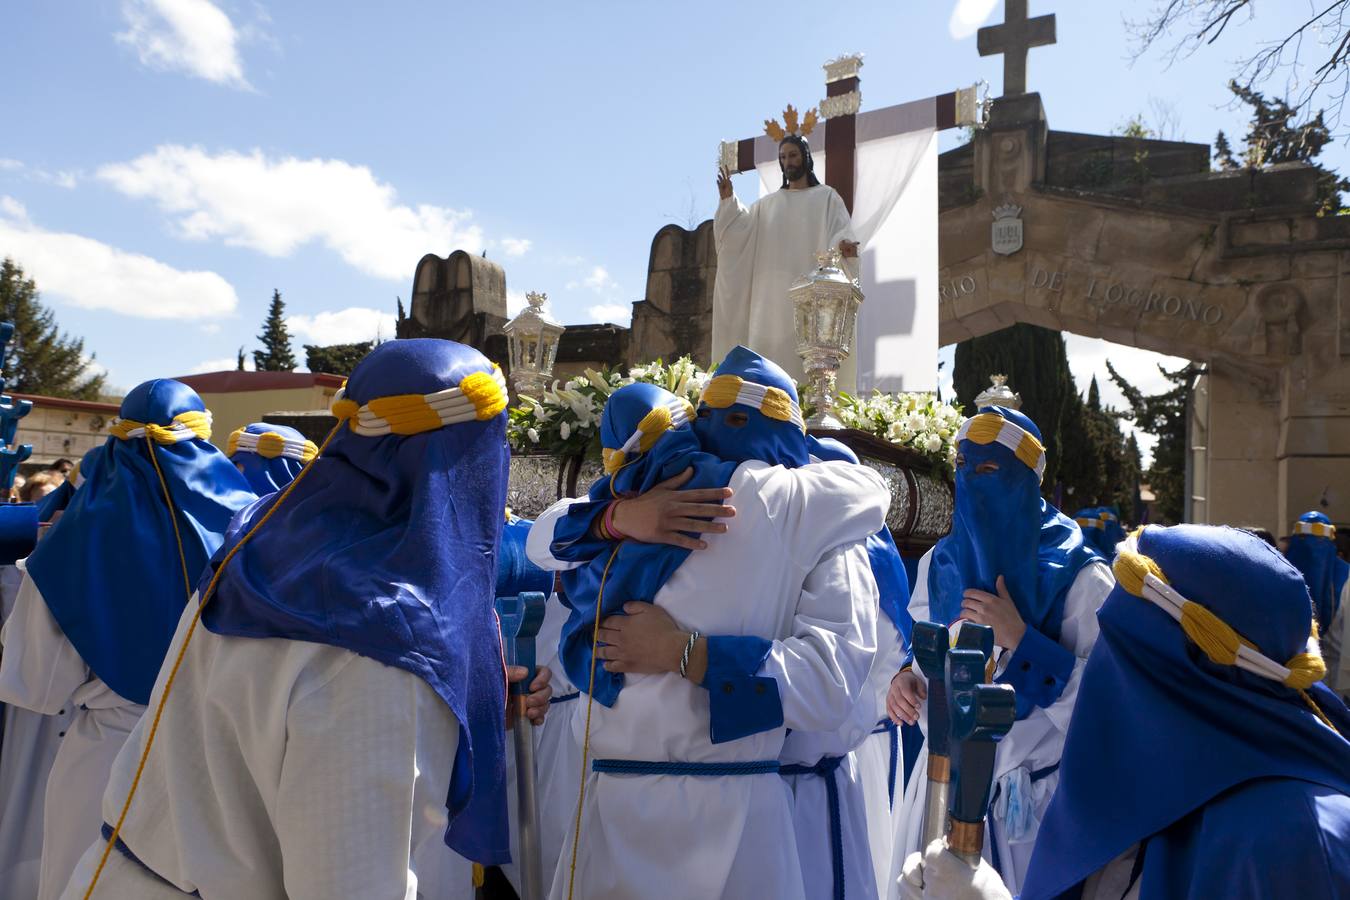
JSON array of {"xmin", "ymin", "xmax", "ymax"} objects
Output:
[{"xmin": 992, "ymin": 202, "xmax": 1024, "ymax": 256}]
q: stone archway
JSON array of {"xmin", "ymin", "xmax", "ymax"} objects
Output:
[{"xmin": 938, "ymin": 92, "xmax": 1350, "ymax": 534}]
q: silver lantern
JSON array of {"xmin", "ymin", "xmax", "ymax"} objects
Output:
[
  {"xmin": 504, "ymin": 291, "xmax": 564, "ymax": 395},
  {"xmin": 791, "ymin": 248, "xmax": 864, "ymax": 429},
  {"xmin": 974, "ymin": 374, "xmax": 1022, "ymax": 410}
]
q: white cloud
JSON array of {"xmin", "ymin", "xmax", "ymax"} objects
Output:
[
  {"xmin": 98, "ymin": 145, "xmax": 485, "ymax": 281},
  {"xmin": 0, "ymin": 196, "xmax": 238, "ymax": 319},
  {"xmin": 191, "ymin": 355, "xmax": 253, "ymax": 373},
  {"xmin": 500, "ymin": 237, "xmax": 531, "ymax": 257},
  {"xmin": 568, "ymin": 265, "xmax": 617, "ymax": 294},
  {"xmin": 948, "ymin": 0, "xmax": 999, "ymax": 40},
  {"xmin": 199, "ymin": 322, "xmax": 221, "ymax": 334},
  {"xmin": 0, "ymin": 159, "xmax": 80, "ymax": 189},
  {"xmin": 0, "ymin": 159, "xmax": 22, "ymax": 172},
  {"xmin": 116, "ymin": 0, "xmax": 250, "ymax": 88},
  {"xmin": 587, "ymin": 303, "xmax": 630, "ymax": 325},
  {"xmin": 506, "ymin": 290, "xmax": 528, "ymax": 318},
  {"xmin": 286, "ymin": 307, "xmax": 396, "ymax": 346}
]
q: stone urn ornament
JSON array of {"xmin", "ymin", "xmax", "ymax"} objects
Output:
[{"xmin": 791, "ymin": 248, "xmax": 864, "ymax": 429}]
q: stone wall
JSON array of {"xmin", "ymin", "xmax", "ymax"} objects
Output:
[{"xmin": 628, "ymin": 221, "xmax": 716, "ymax": 367}]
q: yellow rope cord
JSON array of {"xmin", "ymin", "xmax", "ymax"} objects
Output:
[
  {"xmin": 144, "ymin": 437, "xmax": 192, "ymax": 603},
  {"xmin": 82, "ymin": 418, "xmax": 346, "ymax": 899},
  {"xmin": 566, "ymin": 543, "xmax": 622, "ymax": 900}
]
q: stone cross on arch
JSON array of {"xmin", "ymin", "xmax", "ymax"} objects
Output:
[{"xmin": 977, "ymin": 0, "xmax": 1056, "ymax": 96}]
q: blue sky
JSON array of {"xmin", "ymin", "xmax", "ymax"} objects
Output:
[{"xmin": 3, "ymin": 0, "xmax": 1343, "ymax": 434}]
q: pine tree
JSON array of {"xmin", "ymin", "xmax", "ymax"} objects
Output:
[
  {"xmin": 953, "ymin": 324, "xmax": 1079, "ymax": 494},
  {"xmin": 253, "ymin": 289, "xmax": 296, "ymax": 372},
  {"xmin": 236, "ymin": 347, "xmax": 246, "ymax": 371},
  {"xmin": 304, "ymin": 342, "xmax": 372, "ymax": 376},
  {"xmin": 1107, "ymin": 360, "xmax": 1196, "ymax": 524},
  {"xmin": 1213, "ymin": 130, "xmax": 1239, "ymax": 170},
  {"xmin": 0, "ymin": 258, "xmax": 106, "ymax": 399}
]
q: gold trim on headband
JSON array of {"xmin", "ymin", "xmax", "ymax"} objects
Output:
[
  {"xmin": 699, "ymin": 374, "xmax": 805, "ymax": 432},
  {"xmin": 330, "ymin": 365, "xmax": 508, "ymax": 436},
  {"xmin": 110, "ymin": 410, "xmax": 213, "ymax": 444},
  {"xmin": 602, "ymin": 397, "xmax": 695, "ymax": 474},
  {"xmin": 1293, "ymin": 520, "xmax": 1337, "ymax": 540},
  {"xmin": 957, "ymin": 413, "xmax": 1046, "ymax": 482},
  {"xmin": 228, "ymin": 428, "xmax": 319, "ymax": 464}
]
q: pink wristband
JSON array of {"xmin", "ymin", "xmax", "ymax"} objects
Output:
[{"xmin": 604, "ymin": 500, "xmax": 627, "ymax": 541}]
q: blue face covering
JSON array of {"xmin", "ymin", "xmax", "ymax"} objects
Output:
[
  {"xmin": 199, "ymin": 338, "xmax": 513, "ymax": 865},
  {"xmin": 228, "ymin": 422, "xmax": 314, "ymax": 495},
  {"xmin": 1284, "ymin": 511, "xmax": 1348, "ymax": 632},
  {"xmin": 558, "ymin": 382, "xmax": 737, "ymax": 707},
  {"xmin": 34, "ymin": 445, "xmax": 104, "ymax": 523},
  {"xmin": 1021, "ymin": 525, "xmax": 1350, "ymax": 900},
  {"xmin": 927, "ymin": 407, "xmax": 1096, "ymax": 643},
  {"xmin": 693, "ymin": 345, "xmax": 809, "ymax": 469},
  {"xmin": 26, "ymin": 380, "xmax": 256, "ymax": 705},
  {"xmin": 809, "ymin": 435, "xmax": 912, "ymax": 639}
]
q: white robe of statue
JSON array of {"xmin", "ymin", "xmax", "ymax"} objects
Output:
[
  {"xmin": 1320, "ymin": 580, "xmax": 1350, "ymax": 700},
  {"xmin": 887, "ymin": 552, "xmax": 1116, "ymax": 899},
  {"xmin": 527, "ymin": 460, "xmax": 887, "ymax": 900},
  {"xmin": 58, "ymin": 594, "xmax": 459, "ymax": 900},
  {"xmin": 0, "ymin": 563, "xmax": 72, "ymax": 900},
  {"xmin": 0, "ymin": 566, "xmax": 144, "ymax": 900},
  {"xmin": 713, "ymin": 184, "xmax": 857, "ymax": 388}
]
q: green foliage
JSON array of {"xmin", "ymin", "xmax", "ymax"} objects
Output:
[
  {"xmin": 1107, "ymin": 360, "xmax": 1196, "ymax": 524},
  {"xmin": 236, "ymin": 346, "xmax": 246, "ymax": 371},
  {"xmin": 304, "ymin": 342, "xmax": 372, "ymax": 376},
  {"xmin": 253, "ymin": 289, "xmax": 297, "ymax": 372},
  {"xmin": 0, "ymin": 258, "xmax": 106, "ymax": 399},
  {"xmin": 1213, "ymin": 80, "xmax": 1350, "ymax": 214}
]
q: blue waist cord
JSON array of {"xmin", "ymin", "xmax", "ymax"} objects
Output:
[
  {"xmin": 871, "ymin": 718, "xmax": 900, "ymax": 808},
  {"xmin": 592, "ymin": 758, "xmax": 781, "ymax": 776},
  {"xmin": 780, "ymin": 754, "xmax": 846, "ymax": 900}
]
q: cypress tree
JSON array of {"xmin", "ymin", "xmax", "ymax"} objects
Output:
[
  {"xmin": 0, "ymin": 257, "xmax": 106, "ymax": 399},
  {"xmin": 1107, "ymin": 360, "xmax": 1195, "ymax": 524},
  {"xmin": 253, "ymin": 289, "xmax": 297, "ymax": 372}
]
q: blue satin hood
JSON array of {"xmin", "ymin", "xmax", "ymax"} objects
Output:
[
  {"xmin": 198, "ymin": 338, "xmax": 512, "ymax": 865},
  {"xmin": 1021, "ymin": 524, "xmax": 1350, "ymax": 900},
  {"xmin": 1073, "ymin": 506, "xmax": 1126, "ymax": 560},
  {"xmin": 26, "ymin": 380, "xmax": 255, "ymax": 704},
  {"xmin": 228, "ymin": 422, "xmax": 312, "ymax": 495},
  {"xmin": 928, "ymin": 407, "xmax": 1095, "ymax": 643},
  {"xmin": 693, "ymin": 345, "xmax": 809, "ymax": 468},
  {"xmin": 559, "ymin": 382, "xmax": 737, "ymax": 706},
  {"xmin": 1285, "ymin": 511, "xmax": 1348, "ymax": 633},
  {"xmin": 499, "ymin": 513, "xmax": 553, "ymax": 599}
]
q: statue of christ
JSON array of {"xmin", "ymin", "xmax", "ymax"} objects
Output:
[{"xmin": 712, "ymin": 132, "xmax": 859, "ymax": 387}]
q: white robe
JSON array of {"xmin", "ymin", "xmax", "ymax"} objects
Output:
[
  {"xmin": 58, "ymin": 594, "xmax": 459, "ymax": 900},
  {"xmin": 1320, "ymin": 580, "xmax": 1350, "ymax": 700},
  {"xmin": 713, "ymin": 185, "xmax": 857, "ymax": 387},
  {"xmin": 856, "ymin": 615, "xmax": 905, "ymax": 899},
  {"xmin": 527, "ymin": 460, "xmax": 887, "ymax": 900},
  {"xmin": 0, "ymin": 564, "xmax": 72, "ymax": 900},
  {"xmin": 887, "ymin": 552, "xmax": 1115, "ymax": 899},
  {"xmin": 0, "ymin": 567, "xmax": 144, "ymax": 900}
]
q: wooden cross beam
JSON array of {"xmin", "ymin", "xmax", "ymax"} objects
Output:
[
  {"xmin": 977, "ymin": 0, "xmax": 1056, "ymax": 96},
  {"xmin": 720, "ymin": 56, "xmax": 977, "ymax": 213}
]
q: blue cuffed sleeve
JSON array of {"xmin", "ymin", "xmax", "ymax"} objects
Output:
[
  {"xmin": 997, "ymin": 625, "xmax": 1075, "ymax": 717},
  {"xmin": 549, "ymin": 500, "xmax": 612, "ymax": 562},
  {"xmin": 702, "ymin": 635, "xmax": 783, "ymax": 744}
]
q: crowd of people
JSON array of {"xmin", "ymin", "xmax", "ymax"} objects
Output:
[{"xmin": 0, "ymin": 337, "xmax": 1345, "ymax": 899}]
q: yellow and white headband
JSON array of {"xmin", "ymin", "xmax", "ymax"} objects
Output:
[
  {"xmin": 110, "ymin": 410, "xmax": 213, "ymax": 445},
  {"xmin": 1294, "ymin": 519, "xmax": 1336, "ymax": 540},
  {"xmin": 1077, "ymin": 516, "xmax": 1106, "ymax": 530},
  {"xmin": 329, "ymin": 365, "xmax": 508, "ymax": 437},
  {"xmin": 698, "ymin": 374, "xmax": 805, "ymax": 433},
  {"xmin": 602, "ymin": 397, "xmax": 695, "ymax": 474},
  {"xmin": 1114, "ymin": 530, "xmax": 1325, "ymax": 692},
  {"xmin": 228, "ymin": 428, "xmax": 319, "ymax": 464},
  {"xmin": 957, "ymin": 412, "xmax": 1046, "ymax": 483}
]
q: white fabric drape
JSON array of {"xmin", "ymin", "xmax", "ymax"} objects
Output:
[{"xmin": 749, "ymin": 114, "xmax": 938, "ymax": 394}]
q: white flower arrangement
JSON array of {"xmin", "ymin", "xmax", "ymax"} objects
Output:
[
  {"xmin": 836, "ymin": 390, "xmax": 962, "ymax": 473},
  {"xmin": 507, "ymin": 356, "xmax": 710, "ymax": 456}
]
